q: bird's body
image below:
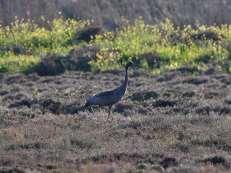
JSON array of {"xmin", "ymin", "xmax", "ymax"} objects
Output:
[
  {"xmin": 83, "ymin": 62, "xmax": 132, "ymax": 119},
  {"xmin": 86, "ymin": 78, "xmax": 127, "ymax": 106}
]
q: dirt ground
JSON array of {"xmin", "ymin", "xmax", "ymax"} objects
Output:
[{"xmin": 0, "ymin": 67, "xmax": 230, "ymax": 173}]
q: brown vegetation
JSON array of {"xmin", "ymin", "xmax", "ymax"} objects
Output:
[
  {"xmin": 1, "ymin": 0, "xmax": 231, "ymax": 28},
  {"xmin": 0, "ymin": 64, "xmax": 230, "ymax": 172}
]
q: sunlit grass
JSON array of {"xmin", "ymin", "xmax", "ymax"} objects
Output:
[
  {"xmin": 92, "ymin": 19, "xmax": 231, "ymax": 73},
  {"xmin": 0, "ymin": 18, "xmax": 231, "ymax": 73},
  {"xmin": 0, "ymin": 52, "xmax": 40, "ymax": 73},
  {"xmin": 0, "ymin": 17, "xmax": 88, "ymax": 72}
]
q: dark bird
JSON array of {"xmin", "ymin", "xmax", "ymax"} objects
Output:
[{"xmin": 82, "ymin": 62, "xmax": 133, "ymax": 120}]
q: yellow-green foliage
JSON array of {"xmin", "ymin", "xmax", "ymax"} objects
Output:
[
  {"xmin": 0, "ymin": 53, "xmax": 40, "ymax": 73},
  {"xmin": 0, "ymin": 18, "xmax": 231, "ymax": 73},
  {"xmin": 0, "ymin": 17, "xmax": 88, "ymax": 72},
  {"xmin": 92, "ymin": 19, "xmax": 231, "ymax": 73}
]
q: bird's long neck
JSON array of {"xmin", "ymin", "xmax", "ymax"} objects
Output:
[{"xmin": 123, "ymin": 67, "xmax": 129, "ymax": 89}]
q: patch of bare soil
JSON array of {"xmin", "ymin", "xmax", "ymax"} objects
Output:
[{"xmin": 0, "ymin": 67, "xmax": 230, "ymax": 173}]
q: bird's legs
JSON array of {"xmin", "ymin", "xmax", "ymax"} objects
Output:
[
  {"xmin": 106, "ymin": 105, "xmax": 113, "ymax": 122},
  {"xmin": 90, "ymin": 106, "xmax": 94, "ymax": 113}
]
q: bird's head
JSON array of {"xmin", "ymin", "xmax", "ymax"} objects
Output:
[{"xmin": 125, "ymin": 61, "xmax": 133, "ymax": 70}]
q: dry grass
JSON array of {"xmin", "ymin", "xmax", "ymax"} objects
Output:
[{"xmin": 0, "ymin": 69, "xmax": 231, "ymax": 172}]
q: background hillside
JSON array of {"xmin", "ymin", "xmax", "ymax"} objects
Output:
[{"xmin": 0, "ymin": 0, "xmax": 231, "ymax": 29}]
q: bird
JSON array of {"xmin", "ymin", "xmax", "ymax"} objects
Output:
[{"xmin": 82, "ymin": 62, "xmax": 133, "ymax": 120}]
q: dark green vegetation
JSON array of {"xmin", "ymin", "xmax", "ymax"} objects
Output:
[{"xmin": 1, "ymin": 18, "xmax": 231, "ymax": 74}]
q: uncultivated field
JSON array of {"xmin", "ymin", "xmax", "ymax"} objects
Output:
[{"xmin": 0, "ymin": 65, "xmax": 231, "ymax": 173}]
